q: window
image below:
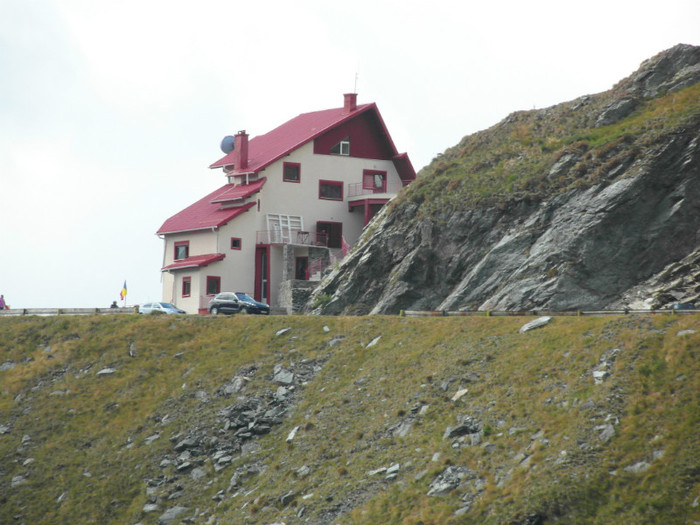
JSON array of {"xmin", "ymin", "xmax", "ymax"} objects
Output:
[
  {"xmin": 230, "ymin": 237, "xmax": 242, "ymax": 250},
  {"xmin": 319, "ymin": 180, "xmax": 343, "ymax": 201},
  {"xmin": 363, "ymin": 170, "xmax": 387, "ymax": 193},
  {"xmin": 283, "ymin": 162, "xmax": 301, "ymax": 183},
  {"xmin": 182, "ymin": 277, "xmax": 191, "ymax": 297},
  {"xmin": 317, "ymin": 221, "xmax": 343, "ymax": 249},
  {"xmin": 266, "ymin": 214, "xmax": 303, "ymax": 244},
  {"xmin": 330, "ymin": 138, "xmax": 350, "ymax": 155},
  {"xmin": 206, "ymin": 276, "xmax": 221, "ymax": 295},
  {"xmin": 174, "ymin": 241, "xmax": 189, "ymax": 260}
]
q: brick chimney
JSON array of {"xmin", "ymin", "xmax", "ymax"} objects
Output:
[
  {"xmin": 233, "ymin": 130, "xmax": 248, "ymax": 170},
  {"xmin": 343, "ymin": 93, "xmax": 357, "ymax": 113}
]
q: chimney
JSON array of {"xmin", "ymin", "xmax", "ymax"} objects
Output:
[
  {"xmin": 343, "ymin": 93, "xmax": 357, "ymax": 113},
  {"xmin": 233, "ymin": 130, "xmax": 248, "ymax": 170}
]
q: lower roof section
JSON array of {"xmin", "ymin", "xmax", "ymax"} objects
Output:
[
  {"xmin": 157, "ymin": 196, "xmax": 256, "ymax": 235},
  {"xmin": 161, "ymin": 253, "xmax": 225, "ymax": 272}
]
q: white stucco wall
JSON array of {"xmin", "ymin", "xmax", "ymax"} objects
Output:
[
  {"xmin": 258, "ymin": 141, "xmax": 401, "ymax": 245},
  {"xmin": 161, "ymin": 139, "xmax": 406, "ymax": 312},
  {"xmin": 161, "ymin": 231, "xmax": 218, "ymax": 267}
]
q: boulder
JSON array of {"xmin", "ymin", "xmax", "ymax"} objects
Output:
[
  {"xmin": 274, "ymin": 368, "xmax": 295, "ymax": 385},
  {"xmin": 158, "ymin": 506, "xmax": 187, "ymax": 524},
  {"xmin": 519, "ymin": 317, "xmax": 552, "ymax": 334},
  {"xmin": 174, "ymin": 438, "xmax": 197, "ymax": 452},
  {"xmin": 427, "ymin": 466, "xmax": 473, "ymax": 496},
  {"xmin": 0, "ymin": 361, "xmax": 16, "ymax": 372},
  {"xmin": 286, "ymin": 425, "xmax": 300, "ymax": 443},
  {"xmin": 11, "ymin": 475, "xmax": 27, "ymax": 488},
  {"xmin": 595, "ymin": 98, "xmax": 638, "ymax": 127},
  {"xmin": 624, "ymin": 461, "xmax": 651, "ymax": 474},
  {"xmin": 444, "ymin": 416, "xmax": 480, "ymax": 439}
]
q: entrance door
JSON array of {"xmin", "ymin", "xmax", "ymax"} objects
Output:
[
  {"xmin": 295, "ymin": 257, "xmax": 308, "ymax": 280},
  {"xmin": 254, "ymin": 246, "xmax": 269, "ymax": 303},
  {"xmin": 316, "ymin": 221, "xmax": 342, "ymax": 249}
]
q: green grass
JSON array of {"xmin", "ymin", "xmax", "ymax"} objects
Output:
[
  {"xmin": 400, "ymin": 83, "xmax": 700, "ymax": 220},
  {"xmin": 0, "ymin": 314, "xmax": 699, "ymax": 524}
]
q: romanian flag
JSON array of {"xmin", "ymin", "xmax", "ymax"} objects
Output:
[{"xmin": 120, "ymin": 281, "xmax": 127, "ymax": 301}]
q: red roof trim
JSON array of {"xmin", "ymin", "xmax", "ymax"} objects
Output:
[
  {"xmin": 392, "ymin": 153, "xmax": 417, "ymax": 182},
  {"xmin": 161, "ymin": 253, "xmax": 225, "ymax": 272}
]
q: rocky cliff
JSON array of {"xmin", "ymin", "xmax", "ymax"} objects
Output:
[{"xmin": 307, "ymin": 44, "xmax": 700, "ymax": 315}]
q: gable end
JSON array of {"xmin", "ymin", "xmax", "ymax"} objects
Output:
[{"xmin": 313, "ymin": 111, "xmax": 395, "ymax": 160}]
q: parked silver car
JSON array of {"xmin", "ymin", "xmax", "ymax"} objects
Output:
[{"xmin": 138, "ymin": 302, "xmax": 186, "ymax": 315}]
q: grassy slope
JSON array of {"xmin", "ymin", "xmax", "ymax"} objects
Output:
[
  {"xmin": 0, "ymin": 314, "xmax": 698, "ymax": 524},
  {"xmin": 396, "ymin": 83, "xmax": 700, "ymax": 219}
]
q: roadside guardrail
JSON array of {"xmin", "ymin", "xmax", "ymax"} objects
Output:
[
  {"xmin": 400, "ymin": 309, "xmax": 698, "ymax": 317},
  {"xmin": 0, "ymin": 307, "xmax": 138, "ymax": 316}
]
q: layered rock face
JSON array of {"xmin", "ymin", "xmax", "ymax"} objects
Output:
[{"xmin": 307, "ymin": 45, "xmax": 700, "ymax": 314}]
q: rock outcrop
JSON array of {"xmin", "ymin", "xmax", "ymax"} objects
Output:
[{"xmin": 307, "ymin": 45, "xmax": 700, "ymax": 315}]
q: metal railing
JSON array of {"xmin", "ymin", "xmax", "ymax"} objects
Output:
[
  {"xmin": 347, "ymin": 180, "xmax": 405, "ymax": 198},
  {"xmin": 256, "ymin": 229, "xmax": 328, "ymax": 246},
  {"xmin": 400, "ymin": 309, "xmax": 700, "ymax": 317},
  {"xmin": 0, "ymin": 307, "xmax": 138, "ymax": 316}
]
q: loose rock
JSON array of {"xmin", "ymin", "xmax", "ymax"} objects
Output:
[
  {"xmin": 519, "ymin": 317, "xmax": 552, "ymax": 334},
  {"xmin": 158, "ymin": 506, "xmax": 188, "ymax": 524}
]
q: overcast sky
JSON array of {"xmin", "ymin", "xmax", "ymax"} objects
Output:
[{"xmin": 1, "ymin": 0, "xmax": 698, "ymax": 309}]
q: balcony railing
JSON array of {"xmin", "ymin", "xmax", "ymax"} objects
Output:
[
  {"xmin": 347, "ymin": 180, "xmax": 405, "ymax": 198},
  {"xmin": 256, "ymin": 229, "xmax": 328, "ymax": 246}
]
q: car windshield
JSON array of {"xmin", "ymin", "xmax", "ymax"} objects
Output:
[
  {"xmin": 235, "ymin": 293, "xmax": 255, "ymax": 302},
  {"xmin": 160, "ymin": 303, "xmax": 176, "ymax": 309}
]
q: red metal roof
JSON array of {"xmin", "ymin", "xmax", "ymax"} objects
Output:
[
  {"xmin": 161, "ymin": 253, "xmax": 225, "ymax": 271},
  {"xmin": 392, "ymin": 153, "xmax": 417, "ymax": 183},
  {"xmin": 209, "ymin": 103, "xmax": 403, "ymax": 173},
  {"xmin": 157, "ymin": 193, "xmax": 256, "ymax": 235},
  {"xmin": 210, "ymin": 177, "xmax": 266, "ymax": 203},
  {"xmin": 159, "ymin": 98, "xmax": 415, "ymax": 236}
]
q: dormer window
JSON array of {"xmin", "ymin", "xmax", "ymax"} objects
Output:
[
  {"xmin": 174, "ymin": 241, "xmax": 189, "ymax": 260},
  {"xmin": 283, "ymin": 162, "xmax": 301, "ymax": 183},
  {"xmin": 331, "ymin": 138, "xmax": 350, "ymax": 156}
]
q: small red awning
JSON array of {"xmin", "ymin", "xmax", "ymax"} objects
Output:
[
  {"xmin": 161, "ymin": 253, "xmax": 225, "ymax": 272},
  {"xmin": 210, "ymin": 178, "xmax": 266, "ymax": 203}
]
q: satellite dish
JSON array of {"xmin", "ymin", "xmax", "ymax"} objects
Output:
[{"xmin": 220, "ymin": 135, "xmax": 235, "ymax": 154}]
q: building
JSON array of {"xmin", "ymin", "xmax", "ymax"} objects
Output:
[{"xmin": 157, "ymin": 94, "xmax": 416, "ymax": 313}]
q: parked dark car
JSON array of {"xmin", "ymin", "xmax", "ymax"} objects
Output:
[
  {"xmin": 207, "ymin": 293, "xmax": 243, "ymax": 315},
  {"xmin": 235, "ymin": 292, "xmax": 270, "ymax": 315}
]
